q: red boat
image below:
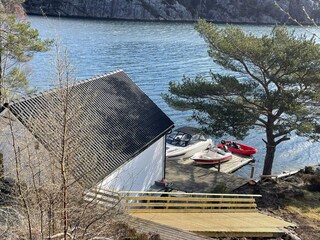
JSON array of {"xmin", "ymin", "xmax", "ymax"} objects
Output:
[{"xmin": 217, "ymin": 140, "xmax": 257, "ymax": 156}]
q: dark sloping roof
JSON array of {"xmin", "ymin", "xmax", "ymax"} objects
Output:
[{"xmin": 9, "ymin": 70, "xmax": 174, "ymax": 187}]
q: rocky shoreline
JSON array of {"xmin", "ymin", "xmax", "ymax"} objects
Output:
[
  {"xmin": 24, "ymin": 0, "xmax": 320, "ymax": 25},
  {"xmin": 233, "ymin": 165, "xmax": 320, "ymax": 240}
]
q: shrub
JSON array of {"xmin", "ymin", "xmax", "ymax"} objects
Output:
[
  {"xmin": 307, "ymin": 175, "xmax": 320, "ymax": 192},
  {"xmin": 211, "ymin": 183, "xmax": 228, "ymax": 193},
  {"xmin": 109, "ymin": 222, "xmax": 161, "ymax": 240},
  {"xmin": 303, "ymin": 174, "xmax": 320, "ymax": 192}
]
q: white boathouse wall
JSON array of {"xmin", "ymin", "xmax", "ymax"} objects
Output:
[{"xmin": 99, "ymin": 137, "xmax": 165, "ymax": 192}]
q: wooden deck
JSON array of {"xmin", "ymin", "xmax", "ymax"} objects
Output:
[
  {"xmin": 119, "ymin": 191, "xmax": 295, "ymax": 238},
  {"xmin": 86, "ymin": 189, "xmax": 295, "ymax": 238},
  {"xmin": 209, "ymin": 154, "xmax": 254, "ymax": 173},
  {"xmin": 125, "ymin": 216, "xmax": 212, "ymax": 240},
  {"xmin": 179, "ymin": 153, "xmax": 254, "ymax": 174},
  {"xmin": 130, "ymin": 212, "xmax": 294, "ymax": 238}
]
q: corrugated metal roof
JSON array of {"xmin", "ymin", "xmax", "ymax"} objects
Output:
[{"xmin": 9, "ymin": 70, "xmax": 174, "ymax": 188}]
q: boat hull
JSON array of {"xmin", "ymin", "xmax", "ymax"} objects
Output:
[
  {"xmin": 166, "ymin": 139, "xmax": 212, "ymax": 160},
  {"xmin": 192, "ymin": 155, "xmax": 232, "ymax": 165},
  {"xmin": 217, "ymin": 140, "xmax": 257, "ymax": 156},
  {"xmin": 191, "ymin": 148, "xmax": 232, "ymax": 165}
]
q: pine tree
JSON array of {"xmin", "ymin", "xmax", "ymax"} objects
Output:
[
  {"xmin": 164, "ymin": 20, "xmax": 320, "ymax": 175},
  {"xmin": 0, "ymin": 0, "xmax": 51, "ymax": 104}
]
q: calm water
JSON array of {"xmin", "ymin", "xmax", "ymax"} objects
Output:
[{"xmin": 27, "ymin": 16, "xmax": 320, "ymax": 178}]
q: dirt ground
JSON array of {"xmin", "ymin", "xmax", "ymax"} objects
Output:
[
  {"xmin": 233, "ymin": 167, "xmax": 320, "ymax": 240},
  {"xmin": 278, "ymin": 209, "xmax": 320, "ymax": 240}
]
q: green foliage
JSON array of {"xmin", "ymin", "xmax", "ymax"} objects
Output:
[
  {"xmin": 164, "ymin": 73, "xmax": 258, "ymax": 139},
  {"xmin": 304, "ymin": 175, "xmax": 320, "ymax": 192},
  {"xmin": 164, "ymin": 20, "xmax": 320, "ymax": 175},
  {"xmin": 2, "ymin": 66, "xmax": 35, "ymax": 99},
  {"xmin": 0, "ymin": 0, "xmax": 52, "ymax": 104},
  {"xmin": 211, "ymin": 182, "xmax": 228, "ymax": 193}
]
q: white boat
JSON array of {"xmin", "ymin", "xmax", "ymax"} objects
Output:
[
  {"xmin": 191, "ymin": 147, "xmax": 232, "ymax": 165},
  {"xmin": 166, "ymin": 127, "xmax": 213, "ymax": 160}
]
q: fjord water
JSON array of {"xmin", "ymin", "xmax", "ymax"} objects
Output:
[{"xmin": 28, "ymin": 15, "xmax": 320, "ymax": 178}]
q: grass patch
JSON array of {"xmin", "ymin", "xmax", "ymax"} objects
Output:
[
  {"xmin": 284, "ymin": 190, "xmax": 320, "ymax": 230},
  {"xmin": 286, "ymin": 206, "xmax": 320, "ymax": 231}
]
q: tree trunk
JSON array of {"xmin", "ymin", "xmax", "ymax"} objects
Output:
[
  {"xmin": 0, "ymin": 54, "xmax": 3, "ymax": 105},
  {"xmin": 262, "ymin": 144, "xmax": 276, "ymax": 175},
  {"xmin": 263, "ymin": 118, "xmax": 276, "ymax": 176},
  {"xmin": 0, "ymin": 153, "xmax": 3, "ymax": 179}
]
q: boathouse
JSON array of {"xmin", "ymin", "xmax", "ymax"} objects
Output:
[{"xmin": 0, "ymin": 70, "xmax": 174, "ymax": 191}]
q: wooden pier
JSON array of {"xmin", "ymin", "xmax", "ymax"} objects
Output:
[
  {"xmin": 165, "ymin": 153, "xmax": 256, "ymax": 193},
  {"xmin": 172, "ymin": 153, "xmax": 255, "ymax": 174},
  {"xmin": 131, "ymin": 212, "xmax": 293, "ymax": 238},
  {"xmin": 209, "ymin": 154, "xmax": 254, "ymax": 173}
]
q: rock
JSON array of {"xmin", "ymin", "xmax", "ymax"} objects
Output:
[
  {"xmin": 282, "ymin": 227, "xmax": 302, "ymax": 240},
  {"xmin": 314, "ymin": 166, "xmax": 320, "ymax": 176},
  {"xmin": 304, "ymin": 165, "xmax": 320, "ymax": 175},
  {"xmin": 285, "ymin": 174, "xmax": 305, "ymax": 186},
  {"xmin": 278, "ymin": 188, "xmax": 304, "ymax": 199},
  {"xmin": 23, "ymin": 0, "xmax": 320, "ymax": 24},
  {"xmin": 306, "ymin": 175, "xmax": 320, "ymax": 191},
  {"xmin": 304, "ymin": 166, "xmax": 315, "ymax": 174}
]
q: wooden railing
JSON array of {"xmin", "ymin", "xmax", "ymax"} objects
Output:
[
  {"xmin": 85, "ymin": 188, "xmax": 121, "ymax": 207},
  {"xmin": 84, "ymin": 188, "xmax": 261, "ymax": 213},
  {"xmin": 118, "ymin": 191, "xmax": 261, "ymax": 213}
]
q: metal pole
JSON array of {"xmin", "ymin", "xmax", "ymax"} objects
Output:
[
  {"xmin": 250, "ymin": 158, "xmax": 256, "ymax": 179},
  {"xmin": 163, "ymin": 137, "xmax": 167, "ymax": 179}
]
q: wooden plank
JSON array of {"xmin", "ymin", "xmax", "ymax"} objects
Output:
[
  {"xmin": 90, "ymin": 188, "xmax": 120, "ymax": 195},
  {"xmin": 128, "ymin": 208, "xmax": 258, "ymax": 213},
  {"xmin": 85, "ymin": 195, "xmax": 120, "ymax": 205},
  {"xmin": 277, "ymin": 170, "xmax": 300, "ymax": 179},
  {"xmin": 130, "ymin": 212, "xmax": 295, "ymax": 238},
  {"xmin": 209, "ymin": 154, "xmax": 254, "ymax": 173},
  {"xmin": 125, "ymin": 203, "xmax": 257, "ymax": 208},
  {"xmin": 123, "ymin": 192, "xmax": 258, "ymax": 213},
  {"xmin": 126, "ymin": 216, "xmax": 211, "ymax": 240},
  {"xmin": 123, "ymin": 196, "xmax": 256, "ymax": 203},
  {"xmin": 88, "ymin": 191, "xmax": 120, "ymax": 200},
  {"xmin": 119, "ymin": 191, "xmax": 261, "ymax": 198},
  {"xmin": 197, "ymin": 231, "xmax": 282, "ymax": 238},
  {"xmin": 89, "ymin": 189, "xmax": 120, "ymax": 196}
]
